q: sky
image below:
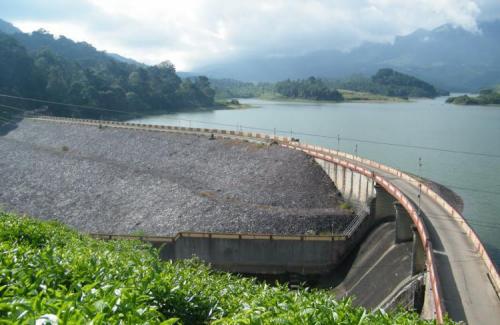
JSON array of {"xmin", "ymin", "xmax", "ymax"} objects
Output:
[{"xmin": 0, "ymin": 0, "xmax": 499, "ymax": 70}]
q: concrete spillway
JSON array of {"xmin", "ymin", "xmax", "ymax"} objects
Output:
[{"xmin": 331, "ymin": 221, "xmax": 414, "ymax": 309}]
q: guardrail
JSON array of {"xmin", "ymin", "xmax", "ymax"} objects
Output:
[
  {"xmin": 283, "ymin": 144, "xmax": 444, "ymax": 323},
  {"xmin": 92, "ymin": 231, "xmax": 348, "ymax": 242},
  {"xmin": 31, "ymin": 115, "xmax": 500, "ymax": 322},
  {"xmin": 288, "ymin": 142, "xmax": 500, "ymax": 299},
  {"xmin": 30, "ymin": 115, "xmax": 291, "ymax": 144}
]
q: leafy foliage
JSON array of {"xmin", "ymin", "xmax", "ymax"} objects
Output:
[
  {"xmin": 210, "ymin": 78, "xmax": 274, "ymax": 99},
  {"xmin": 0, "ymin": 30, "xmax": 215, "ymax": 121},
  {"xmin": 275, "ymin": 77, "xmax": 344, "ymax": 101},
  {"xmin": 211, "ymin": 69, "xmax": 443, "ymax": 102},
  {"xmin": 328, "ymin": 69, "xmax": 444, "ymax": 98},
  {"xmin": 212, "ymin": 77, "xmax": 343, "ymax": 101},
  {"xmin": 0, "ymin": 211, "xmax": 449, "ymax": 324}
]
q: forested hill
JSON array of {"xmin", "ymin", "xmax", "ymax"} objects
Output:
[
  {"xmin": 274, "ymin": 77, "xmax": 343, "ymax": 101},
  {"xmin": 331, "ymin": 68, "xmax": 445, "ymax": 98},
  {"xmin": 0, "ymin": 27, "xmax": 215, "ymax": 121},
  {"xmin": 211, "ymin": 69, "xmax": 443, "ymax": 100},
  {"xmin": 0, "ymin": 19, "xmax": 21, "ymax": 35},
  {"xmin": 446, "ymin": 87, "xmax": 500, "ymax": 105}
]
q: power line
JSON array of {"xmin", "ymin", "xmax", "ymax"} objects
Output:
[
  {"xmin": 0, "ymin": 103, "xmax": 28, "ymax": 112},
  {"xmin": 0, "ymin": 93, "xmax": 140, "ymax": 117},
  {"xmin": 340, "ymin": 136, "xmax": 500, "ymax": 159},
  {"xmin": 1, "ymin": 99, "xmax": 500, "ymax": 197},
  {"xmin": 444, "ymin": 184, "xmax": 500, "ymax": 196},
  {"xmin": 0, "ymin": 94, "xmax": 500, "ymax": 158},
  {"xmin": 2, "ymin": 92, "xmax": 500, "ymax": 159},
  {"xmin": 0, "ymin": 90, "xmax": 500, "ymax": 158}
]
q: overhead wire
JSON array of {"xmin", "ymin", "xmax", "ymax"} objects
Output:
[
  {"xmin": 0, "ymin": 96, "xmax": 499, "ymax": 198},
  {"xmin": 2, "ymin": 92, "xmax": 500, "ymax": 159}
]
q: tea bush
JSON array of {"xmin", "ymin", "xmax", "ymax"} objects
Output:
[{"xmin": 0, "ymin": 211, "xmax": 448, "ymax": 324}]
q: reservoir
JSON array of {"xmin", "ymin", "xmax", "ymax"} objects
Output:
[{"xmin": 131, "ymin": 96, "xmax": 500, "ymax": 266}]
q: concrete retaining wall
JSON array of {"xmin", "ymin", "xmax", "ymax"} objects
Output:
[{"xmin": 95, "ymin": 229, "xmax": 370, "ymax": 275}]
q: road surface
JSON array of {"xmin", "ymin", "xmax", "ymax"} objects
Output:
[{"xmin": 331, "ymin": 153, "xmax": 500, "ymax": 324}]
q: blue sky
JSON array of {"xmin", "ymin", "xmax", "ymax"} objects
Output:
[{"xmin": 1, "ymin": 0, "xmax": 499, "ymax": 70}]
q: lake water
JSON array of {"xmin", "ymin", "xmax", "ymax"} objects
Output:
[{"xmin": 132, "ymin": 97, "xmax": 500, "ymax": 266}]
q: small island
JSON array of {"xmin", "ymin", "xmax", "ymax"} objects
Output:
[
  {"xmin": 446, "ymin": 87, "xmax": 500, "ymax": 105},
  {"xmin": 211, "ymin": 68, "xmax": 446, "ymax": 103}
]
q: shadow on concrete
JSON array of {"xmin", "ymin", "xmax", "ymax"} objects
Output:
[
  {"xmin": 327, "ymin": 221, "xmax": 414, "ymax": 308},
  {"xmin": 421, "ymin": 211, "xmax": 467, "ymax": 323},
  {"xmin": 0, "ymin": 118, "xmax": 21, "ymax": 136},
  {"xmin": 433, "ymin": 252, "xmax": 467, "ymax": 323}
]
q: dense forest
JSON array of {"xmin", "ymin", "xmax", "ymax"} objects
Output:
[
  {"xmin": 0, "ymin": 30, "xmax": 215, "ymax": 121},
  {"xmin": 274, "ymin": 77, "xmax": 343, "ymax": 101},
  {"xmin": 209, "ymin": 78, "xmax": 273, "ymax": 99},
  {"xmin": 211, "ymin": 77, "xmax": 344, "ymax": 101},
  {"xmin": 446, "ymin": 87, "xmax": 500, "ymax": 105},
  {"xmin": 328, "ymin": 69, "xmax": 447, "ymax": 98},
  {"xmin": 212, "ymin": 69, "xmax": 444, "ymax": 101}
]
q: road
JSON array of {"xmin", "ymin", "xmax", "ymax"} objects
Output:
[{"xmin": 335, "ymin": 154, "xmax": 500, "ymax": 324}]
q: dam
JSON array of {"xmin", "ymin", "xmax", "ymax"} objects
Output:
[{"xmin": 1, "ymin": 116, "xmax": 499, "ymax": 324}]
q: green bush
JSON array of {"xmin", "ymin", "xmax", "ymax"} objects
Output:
[{"xmin": 0, "ymin": 211, "xmax": 447, "ymax": 324}]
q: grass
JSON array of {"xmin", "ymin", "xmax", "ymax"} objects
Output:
[
  {"xmin": 340, "ymin": 201, "xmax": 355, "ymax": 212},
  {"xmin": 0, "ymin": 211, "xmax": 450, "ymax": 324},
  {"xmin": 338, "ymin": 89, "xmax": 407, "ymax": 102}
]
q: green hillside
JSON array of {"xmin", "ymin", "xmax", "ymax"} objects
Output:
[
  {"xmin": 0, "ymin": 211, "xmax": 448, "ymax": 324},
  {"xmin": 0, "ymin": 30, "xmax": 215, "ymax": 122},
  {"xmin": 446, "ymin": 87, "xmax": 500, "ymax": 105}
]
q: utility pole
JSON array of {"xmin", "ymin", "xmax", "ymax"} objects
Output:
[
  {"xmin": 354, "ymin": 144, "xmax": 358, "ymax": 156},
  {"xmin": 337, "ymin": 134, "xmax": 340, "ymax": 150},
  {"xmin": 417, "ymin": 157, "xmax": 423, "ymax": 216}
]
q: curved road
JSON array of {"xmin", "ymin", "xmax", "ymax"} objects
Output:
[{"xmin": 315, "ymin": 149, "xmax": 500, "ymax": 324}]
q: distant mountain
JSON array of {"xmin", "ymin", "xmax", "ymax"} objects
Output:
[
  {"xmin": 196, "ymin": 21, "xmax": 500, "ymax": 92},
  {"xmin": 0, "ymin": 18, "xmax": 21, "ymax": 34}
]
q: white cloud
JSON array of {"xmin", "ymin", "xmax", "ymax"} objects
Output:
[{"xmin": 1, "ymin": 0, "xmax": 492, "ymax": 70}]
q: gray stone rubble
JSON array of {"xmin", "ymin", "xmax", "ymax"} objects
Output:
[{"xmin": 0, "ymin": 119, "xmax": 355, "ymax": 236}]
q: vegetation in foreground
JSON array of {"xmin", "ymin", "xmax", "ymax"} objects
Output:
[
  {"xmin": 0, "ymin": 211, "xmax": 448, "ymax": 324},
  {"xmin": 446, "ymin": 87, "xmax": 500, "ymax": 105}
]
